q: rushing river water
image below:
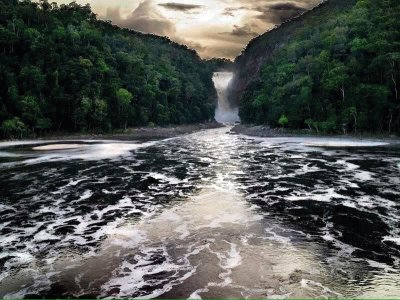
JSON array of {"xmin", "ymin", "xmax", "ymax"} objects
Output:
[
  {"xmin": 0, "ymin": 131, "xmax": 400, "ymax": 298},
  {"xmin": 213, "ymin": 72, "xmax": 240, "ymax": 124}
]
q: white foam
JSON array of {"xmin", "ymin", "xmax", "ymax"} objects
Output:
[
  {"xmin": 0, "ymin": 151, "xmax": 22, "ymax": 157},
  {"xmin": 102, "ymin": 245, "xmax": 196, "ymax": 298},
  {"xmin": 286, "ymin": 188, "xmax": 347, "ymax": 203},
  {"xmin": 0, "ymin": 251, "xmax": 34, "ymax": 264},
  {"xmin": 0, "ymin": 140, "xmax": 163, "ymax": 167},
  {"xmin": 304, "ymin": 141, "xmax": 388, "ymax": 147},
  {"xmin": 147, "ymin": 172, "xmax": 183, "ymax": 184},
  {"xmin": 107, "ymin": 227, "xmax": 147, "ymax": 248},
  {"xmin": 224, "ymin": 242, "xmax": 242, "ymax": 269},
  {"xmin": 357, "ymin": 196, "xmax": 375, "ymax": 208},
  {"xmin": 322, "ymin": 225, "xmax": 358, "ymax": 256},
  {"xmin": 78, "ymin": 189, "xmax": 93, "ymax": 201},
  {"xmin": 0, "ymin": 140, "xmax": 53, "ymax": 148},
  {"xmin": 265, "ymin": 227, "xmax": 291, "ymax": 244},
  {"xmin": 300, "ymin": 279, "xmax": 342, "ymax": 296},
  {"xmin": 354, "ymin": 171, "xmax": 373, "ymax": 181},
  {"xmin": 34, "ymin": 231, "xmax": 60, "ymax": 242},
  {"xmin": 336, "ymin": 159, "xmax": 359, "ymax": 171},
  {"xmin": 32, "ymin": 144, "xmax": 88, "ymax": 150},
  {"xmin": 382, "ymin": 236, "xmax": 400, "ymax": 246},
  {"xmin": 366, "ymin": 259, "xmax": 397, "ymax": 271}
]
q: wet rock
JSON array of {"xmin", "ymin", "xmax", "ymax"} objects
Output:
[{"xmin": 230, "ymin": 124, "xmax": 299, "ymax": 137}]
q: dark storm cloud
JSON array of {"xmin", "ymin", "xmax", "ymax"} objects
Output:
[
  {"xmin": 231, "ymin": 24, "xmax": 258, "ymax": 37},
  {"xmin": 255, "ymin": 2, "xmax": 306, "ymax": 23},
  {"xmin": 221, "ymin": 24, "xmax": 258, "ymax": 38},
  {"xmin": 158, "ymin": 2, "xmax": 202, "ymax": 11}
]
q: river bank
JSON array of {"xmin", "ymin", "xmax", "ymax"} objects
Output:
[
  {"xmin": 0, "ymin": 122, "xmax": 224, "ymax": 142},
  {"xmin": 231, "ymin": 124, "xmax": 400, "ymax": 141}
]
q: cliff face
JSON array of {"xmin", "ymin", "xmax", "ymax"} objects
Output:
[{"xmin": 228, "ymin": 0, "xmax": 356, "ymax": 106}]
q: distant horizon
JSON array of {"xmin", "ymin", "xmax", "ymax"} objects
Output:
[{"xmin": 52, "ymin": 0, "xmax": 322, "ymax": 59}]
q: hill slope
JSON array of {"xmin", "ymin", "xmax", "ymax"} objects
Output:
[
  {"xmin": 0, "ymin": 0, "xmax": 217, "ymax": 138},
  {"xmin": 231, "ymin": 0, "xmax": 400, "ymax": 134}
]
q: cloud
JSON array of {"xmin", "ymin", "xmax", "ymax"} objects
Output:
[
  {"xmin": 174, "ymin": 36, "xmax": 206, "ymax": 53},
  {"xmin": 221, "ymin": 6, "xmax": 248, "ymax": 17},
  {"xmin": 218, "ymin": 24, "xmax": 258, "ymax": 38},
  {"xmin": 229, "ymin": 24, "xmax": 259, "ymax": 37},
  {"xmin": 106, "ymin": 0, "xmax": 176, "ymax": 36},
  {"xmin": 255, "ymin": 2, "xmax": 307, "ymax": 24},
  {"xmin": 106, "ymin": 0, "xmax": 206, "ymax": 55},
  {"xmin": 100, "ymin": 0, "xmax": 321, "ymax": 59},
  {"xmin": 158, "ymin": 2, "xmax": 202, "ymax": 12},
  {"xmin": 201, "ymin": 42, "xmax": 244, "ymax": 59}
]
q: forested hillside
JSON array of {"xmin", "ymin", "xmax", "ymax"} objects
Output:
[
  {"xmin": 236, "ymin": 0, "xmax": 400, "ymax": 134},
  {"xmin": 0, "ymin": 0, "xmax": 217, "ymax": 138}
]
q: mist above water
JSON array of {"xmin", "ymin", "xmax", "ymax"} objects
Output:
[{"xmin": 213, "ymin": 72, "xmax": 240, "ymax": 123}]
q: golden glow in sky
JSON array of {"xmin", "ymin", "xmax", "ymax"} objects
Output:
[{"xmin": 54, "ymin": 0, "xmax": 321, "ymax": 59}]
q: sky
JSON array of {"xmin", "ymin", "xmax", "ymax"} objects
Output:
[{"xmin": 55, "ymin": 0, "xmax": 322, "ymax": 59}]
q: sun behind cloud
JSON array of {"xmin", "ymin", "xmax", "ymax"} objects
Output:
[{"xmin": 53, "ymin": 0, "xmax": 322, "ymax": 59}]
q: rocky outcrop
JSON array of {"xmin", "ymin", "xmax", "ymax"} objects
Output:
[{"xmin": 228, "ymin": 0, "xmax": 356, "ymax": 106}]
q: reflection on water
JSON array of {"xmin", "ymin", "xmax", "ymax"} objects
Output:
[{"xmin": 0, "ymin": 128, "xmax": 399, "ymax": 298}]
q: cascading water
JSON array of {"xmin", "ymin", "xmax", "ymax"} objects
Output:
[{"xmin": 213, "ymin": 72, "xmax": 240, "ymax": 123}]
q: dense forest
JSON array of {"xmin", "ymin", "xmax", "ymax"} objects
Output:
[
  {"xmin": 0, "ymin": 0, "xmax": 218, "ymax": 138},
  {"xmin": 237, "ymin": 0, "xmax": 400, "ymax": 134}
]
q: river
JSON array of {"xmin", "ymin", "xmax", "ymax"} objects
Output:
[
  {"xmin": 0, "ymin": 73, "xmax": 400, "ymax": 298},
  {"xmin": 0, "ymin": 127, "xmax": 400, "ymax": 298}
]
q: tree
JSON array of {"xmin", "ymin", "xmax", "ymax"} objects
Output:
[
  {"xmin": 342, "ymin": 107, "xmax": 358, "ymax": 133},
  {"xmin": 0, "ymin": 25, "xmax": 17, "ymax": 53},
  {"xmin": 155, "ymin": 103, "xmax": 170, "ymax": 125},
  {"xmin": 19, "ymin": 66, "xmax": 46, "ymax": 95},
  {"xmin": 237, "ymin": 0, "xmax": 400, "ymax": 134},
  {"xmin": 36, "ymin": 118, "xmax": 52, "ymax": 132},
  {"xmin": 116, "ymin": 88, "xmax": 133, "ymax": 129},
  {"xmin": 21, "ymin": 95, "xmax": 41, "ymax": 129},
  {"xmin": 322, "ymin": 63, "xmax": 349, "ymax": 102},
  {"xmin": 0, "ymin": 0, "xmax": 218, "ymax": 138},
  {"xmin": 278, "ymin": 114, "xmax": 289, "ymax": 127},
  {"xmin": 93, "ymin": 98, "xmax": 108, "ymax": 127},
  {"xmin": 1, "ymin": 117, "xmax": 26, "ymax": 138}
]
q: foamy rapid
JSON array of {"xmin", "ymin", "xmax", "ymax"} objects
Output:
[{"xmin": 0, "ymin": 129, "xmax": 399, "ymax": 298}]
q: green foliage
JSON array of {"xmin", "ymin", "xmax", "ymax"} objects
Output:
[
  {"xmin": 239, "ymin": 0, "xmax": 400, "ymax": 134},
  {"xmin": 0, "ymin": 0, "xmax": 217, "ymax": 138},
  {"xmin": 36, "ymin": 118, "xmax": 52, "ymax": 131},
  {"xmin": 116, "ymin": 88, "xmax": 133, "ymax": 106},
  {"xmin": 278, "ymin": 114, "xmax": 289, "ymax": 127},
  {"xmin": 116, "ymin": 88, "xmax": 133, "ymax": 129},
  {"xmin": 1, "ymin": 117, "xmax": 26, "ymax": 138},
  {"xmin": 204, "ymin": 58, "xmax": 234, "ymax": 72}
]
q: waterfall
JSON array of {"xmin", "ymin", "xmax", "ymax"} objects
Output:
[{"xmin": 212, "ymin": 72, "xmax": 240, "ymax": 123}]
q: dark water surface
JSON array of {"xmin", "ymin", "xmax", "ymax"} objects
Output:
[{"xmin": 0, "ymin": 128, "xmax": 399, "ymax": 298}]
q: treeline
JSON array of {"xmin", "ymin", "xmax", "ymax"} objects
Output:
[
  {"xmin": 0, "ymin": 0, "xmax": 217, "ymax": 138},
  {"xmin": 239, "ymin": 0, "xmax": 400, "ymax": 134}
]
